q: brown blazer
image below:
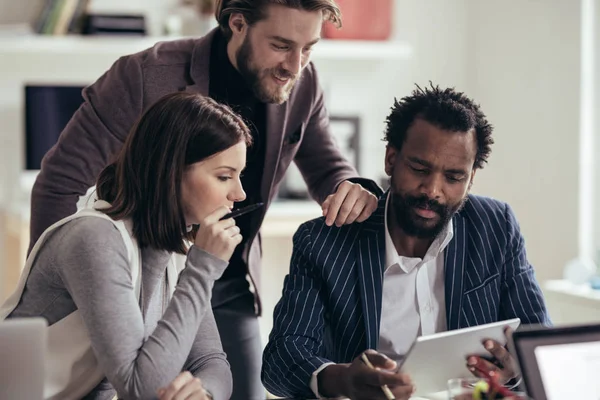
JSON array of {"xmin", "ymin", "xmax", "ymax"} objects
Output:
[{"xmin": 30, "ymin": 29, "xmax": 364, "ymax": 313}]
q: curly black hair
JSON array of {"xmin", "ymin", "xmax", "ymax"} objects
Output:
[{"xmin": 384, "ymin": 83, "xmax": 494, "ymax": 169}]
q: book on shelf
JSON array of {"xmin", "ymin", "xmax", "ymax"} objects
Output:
[
  {"xmin": 67, "ymin": 0, "xmax": 90, "ymax": 33},
  {"xmin": 54, "ymin": 0, "xmax": 79, "ymax": 35},
  {"xmin": 34, "ymin": 0, "xmax": 90, "ymax": 35},
  {"xmin": 82, "ymin": 14, "xmax": 146, "ymax": 36}
]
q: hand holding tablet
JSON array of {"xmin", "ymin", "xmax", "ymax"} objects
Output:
[
  {"xmin": 398, "ymin": 318, "xmax": 521, "ymax": 396},
  {"xmin": 466, "ymin": 326, "xmax": 519, "ymax": 385}
]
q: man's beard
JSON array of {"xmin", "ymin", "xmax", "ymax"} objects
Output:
[
  {"xmin": 391, "ymin": 190, "xmax": 467, "ymax": 239},
  {"xmin": 236, "ymin": 36, "xmax": 297, "ymax": 104}
]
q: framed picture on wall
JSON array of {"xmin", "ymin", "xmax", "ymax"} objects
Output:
[
  {"xmin": 278, "ymin": 114, "xmax": 361, "ymax": 200},
  {"xmin": 330, "ymin": 115, "xmax": 361, "ymax": 173}
]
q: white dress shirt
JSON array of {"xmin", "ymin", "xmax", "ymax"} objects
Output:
[
  {"xmin": 310, "ymin": 193, "xmax": 454, "ymax": 397},
  {"xmin": 378, "ymin": 194, "xmax": 452, "ymax": 360}
]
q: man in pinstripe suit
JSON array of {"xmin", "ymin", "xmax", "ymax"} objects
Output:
[{"xmin": 262, "ymin": 84, "xmax": 551, "ymax": 400}]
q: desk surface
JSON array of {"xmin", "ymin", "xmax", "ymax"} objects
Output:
[{"xmin": 273, "ymin": 393, "xmax": 447, "ymax": 400}]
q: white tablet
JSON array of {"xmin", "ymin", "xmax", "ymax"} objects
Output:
[{"xmin": 399, "ymin": 318, "xmax": 521, "ymax": 396}]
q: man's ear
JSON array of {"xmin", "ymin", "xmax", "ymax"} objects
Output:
[
  {"xmin": 384, "ymin": 146, "xmax": 397, "ymax": 177},
  {"xmin": 228, "ymin": 12, "xmax": 247, "ymax": 36},
  {"xmin": 468, "ymin": 169, "xmax": 477, "ymax": 190}
]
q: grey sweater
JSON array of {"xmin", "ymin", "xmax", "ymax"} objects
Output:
[{"xmin": 9, "ymin": 217, "xmax": 232, "ymax": 400}]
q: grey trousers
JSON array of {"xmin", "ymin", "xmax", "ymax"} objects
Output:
[{"xmin": 213, "ymin": 293, "xmax": 265, "ymax": 400}]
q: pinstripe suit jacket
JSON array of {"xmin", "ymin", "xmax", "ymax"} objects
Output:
[{"xmin": 262, "ymin": 192, "xmax": 551, "ymax": 398}]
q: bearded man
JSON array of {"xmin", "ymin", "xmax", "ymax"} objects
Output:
[{"xmin": 262, "ymin": 84, "xmax": 551, "ymax": 400}]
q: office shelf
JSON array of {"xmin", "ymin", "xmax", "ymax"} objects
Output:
[{"xmin": 0, "ymin": 34, "xmax": 412, "ymax": 61}]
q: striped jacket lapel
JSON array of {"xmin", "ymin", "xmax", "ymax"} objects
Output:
[
  {"xmin": 356, "ymin": 195, "xmax": 386, "ymax": 350},
  {"xmin": 355, "ymin": 193, "xmax": 470, "ymax": 341},
  {"xmin": 444, "ymin": 212, "xmax": 467, "ymax": 330}
]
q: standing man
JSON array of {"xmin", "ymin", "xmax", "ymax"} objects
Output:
[{"xmin": 28, "ymin": 1, "xmax": 381, "ymax": 399}]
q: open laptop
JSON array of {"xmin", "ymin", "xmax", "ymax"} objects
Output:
[
  {"xmin": 510, "ymin": 323, "xmax": 600, "ymax": 400},
  {"xmin": 0, "ymin": 318, "xmax": 47, "ymax": 400}
]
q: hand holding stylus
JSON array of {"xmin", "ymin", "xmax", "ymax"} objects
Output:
[
  {"xmin": 317, "ymin": 350, "xmax": 414, "ymax": 400},
  {"xmin": 360, "ymin": 353, "xmax": 396, "ymax": 400}
]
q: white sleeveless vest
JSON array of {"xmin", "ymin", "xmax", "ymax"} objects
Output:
[{"xmin": 0, "ymin": 201, "xmax": 181, "ymax": 399}]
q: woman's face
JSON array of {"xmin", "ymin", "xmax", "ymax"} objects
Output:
[{"xmin": 181, "ymin": 141, "xmax": 247, "ymax": 225}]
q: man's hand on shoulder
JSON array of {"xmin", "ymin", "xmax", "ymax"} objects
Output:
[{"xmin": 322, "ymin": 181, "xmax": 378, "ymax": 227}]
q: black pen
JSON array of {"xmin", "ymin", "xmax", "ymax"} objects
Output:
[{"xmin": 219, "ymin": 202, "xmax": 264, "ymax": 221}]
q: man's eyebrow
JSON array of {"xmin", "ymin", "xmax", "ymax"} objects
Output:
[
  {"xmin": 269, "ymin": 35, "xmax": 321, "ymax": 47},
  {"xmin": 407, "ymin": 157, "xmax": 467, "ymax": 175},
  {"xmin": 445, "ymin": 168, "xmax": 467, "ymax": 175},
  {"xmin": 407, "ymin": 156, "xmax": 432, "ymax": 168}
]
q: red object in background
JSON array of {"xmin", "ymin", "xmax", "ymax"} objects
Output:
[{"xmin": 323, "ymin": 0, "xmax": 393, "ymax": 40}]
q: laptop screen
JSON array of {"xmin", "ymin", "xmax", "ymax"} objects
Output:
[{"xmin": 511, "ymin": 324, "xmax": 600, "ymax": 400}]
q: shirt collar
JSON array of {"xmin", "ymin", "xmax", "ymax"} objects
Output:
[{"xmin": 384, "ymin": 192, "xmax": 454, "ymax": 272}]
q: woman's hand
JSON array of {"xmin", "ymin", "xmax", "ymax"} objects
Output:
[
  {"xmin": 193, "ymin": 206, "xmax": 242, "ymax": 261},
  {"xmin": 158, "ymin": 371, "xmax": 212, "ymax": 400}
]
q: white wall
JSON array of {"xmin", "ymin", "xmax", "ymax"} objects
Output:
[
  {"xmin": 464, "ymin": 0, "xmax": 581, "ymax": 283},
  {"xmin": 592, "ymin": 0, "xmax": 600, "ymax": 264},
  {"xmin": 393, "ymin": 0, "xmax": 470, "ymax": 87},
  {"xmin": 283, "ymin": 0, "xmax": 471, "ymax": 184},
  {"xmin": 329, "ymin": 0, "xmax": 582, "ymax": 283}
]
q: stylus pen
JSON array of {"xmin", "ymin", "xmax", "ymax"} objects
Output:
[
  {"xmin": 360, "ymin": 353, "xmax": 396, "ymax": 400},
  {"xmin": 219, "ymin": 202, "xmax": 264, "ymax": 221}
]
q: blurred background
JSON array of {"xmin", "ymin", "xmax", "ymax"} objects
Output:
[{"xmin": 0, "ymin": 0, "xmax": 598, "ymax": 347}]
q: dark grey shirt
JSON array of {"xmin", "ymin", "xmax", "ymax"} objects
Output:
[{"xmin": 9, "ymin": 217, "xmax": 232, "ymax": 400}]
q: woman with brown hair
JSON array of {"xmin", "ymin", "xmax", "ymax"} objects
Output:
[{"xmin": 0, "ymin": 92, "xmax": 252, "ymax": 400}]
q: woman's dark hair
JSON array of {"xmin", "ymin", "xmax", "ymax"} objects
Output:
[{"xmin": 96, "ymin": 92, "xmax": 252, "ymax": 254}]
